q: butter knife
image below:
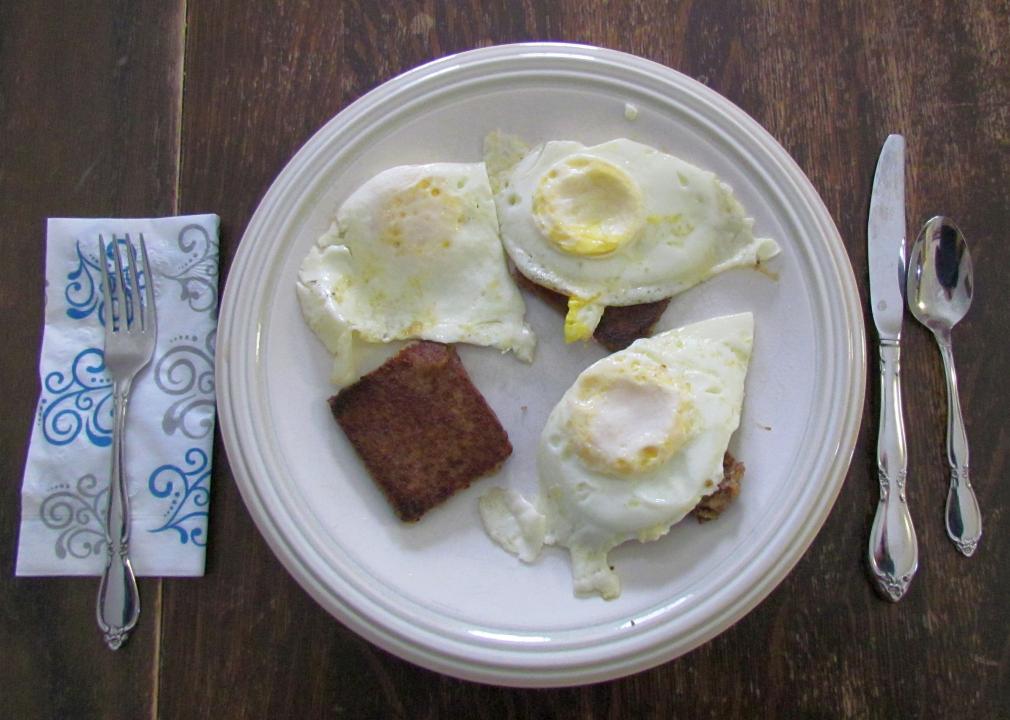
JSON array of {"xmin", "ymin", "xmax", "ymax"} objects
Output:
[{"xmin": 867, "ymin": 134, "xmax": 919, "ymax": 601}]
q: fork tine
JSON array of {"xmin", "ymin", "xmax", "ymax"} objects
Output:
[
  {"xmin": 112, "ymin": 238, "xmax": 133, "ymax": 330},
  {"xmin": 98, "ymin": 236, "xmax": 115, "ymax": 333},
  {"xmin": 125, "ymin": 239, "xmax": 143, "ymax": 331},
  {"xmin": 137, "ymin": 235, "xmax": 156, "ymax": 334}
]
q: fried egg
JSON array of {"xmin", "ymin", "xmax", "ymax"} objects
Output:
[
  {"xmin": 491, "ymin": 137, "xmax": 779, "ymax": 342},
  {"xmin": 479, "ymin": 312, "xmax": 754, "ymax": 599},
  {"xmin": 297, "ymin": 162, "xmax": 535, "ymax": 385}
]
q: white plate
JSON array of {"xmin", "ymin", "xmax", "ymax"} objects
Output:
[{"xmin": 217, "ymin": 43, "xmax": 865, "ymax": 687}]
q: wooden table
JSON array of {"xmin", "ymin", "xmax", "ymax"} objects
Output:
[{"xmin": 3, "ymin": 2, "xmax": 1008, "ymax": 717}]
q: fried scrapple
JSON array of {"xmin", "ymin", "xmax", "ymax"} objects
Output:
[
  {"xmin": 329, "ymin": 341, "xmax": 512, "ymax": 522},
  {"xmin": 693, "ymin": 452, "xmax": 746, "ymax": 522},
  {"xmin": 513, "ymin": 272, "xmax": 670, "ymax": 351}
]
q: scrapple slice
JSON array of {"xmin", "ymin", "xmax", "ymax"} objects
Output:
[
  {"xmin": 513, "ymin": 272, "xmax": 670, "ymax": 351},
  {"xmin": 692, "ymin": 452, "xmax": 746, "ymax": 522},
  {"xmin": 329, "ymin": 341, "xmax": 512, "ymax": 522}
]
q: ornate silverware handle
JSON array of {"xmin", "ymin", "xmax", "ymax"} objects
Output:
[
  {"xmin": 868, "ymin": 341, "xmax": 919, "ymax": 601},
  {"xmin": 96, "ymin": 382, "xmax": 141, "ymax": 649},
  {"xmin": 937, "ymin": 338, "xmax": 982, "ymax": 556}
]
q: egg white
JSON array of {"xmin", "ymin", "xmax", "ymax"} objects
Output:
[
  {"xmin": 479, "ymin": 312, "xmax": 755, "ymax": 600},
  {"xmin": 297, "ymin": 162, "xmax": 535, "ymax": 385}
]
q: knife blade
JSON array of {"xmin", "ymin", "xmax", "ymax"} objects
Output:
[
  {"xmin": 866, "ymin": 134, "xmax": 919, "ymax": 601},
  {"xmin": 869, "ymin": 135, "xmax": 907, "ymax": 340}
]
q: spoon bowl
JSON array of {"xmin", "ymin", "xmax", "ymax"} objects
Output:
[
  {"xmin": 906, "ymin": 216, "xmax": 982, "ymax": 556},
  {"xmin": 907, "ymin": 216, "xmax": 973, "ymax": 337}
]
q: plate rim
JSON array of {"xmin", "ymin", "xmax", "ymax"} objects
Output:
[{"xmin": 216, "ymin": 42, "xmax": 866, "ymax": 687}]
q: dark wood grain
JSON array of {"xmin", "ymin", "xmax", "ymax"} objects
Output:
[
  {"xmin": 0, "ymin": 2, "xmax": 185, "ymax": 719},
  {"xmin": 3, "ymin": 1, "xmax": 1009, "ymax": 718}
]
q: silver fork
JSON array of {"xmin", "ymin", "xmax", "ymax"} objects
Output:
[{"xmin": 96, "ymin": 235, "xmax": 157, "ymax": 650}]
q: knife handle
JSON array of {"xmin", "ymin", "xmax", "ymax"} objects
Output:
[{"xmin": 868, "ymin": 340, "xmax": 919, "ymax": 601}]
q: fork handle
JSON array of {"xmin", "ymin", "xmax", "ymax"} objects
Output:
[
  {"xmin": 97, "ymin": 381, "xmax": 141, "ymax": 650},
  {"xmin": 937, "ymin": 339, "xmax": 982, "ymax": 556}
]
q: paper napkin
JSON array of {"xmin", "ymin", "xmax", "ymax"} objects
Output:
[{"xmin": 16, "ymin": 215, "xmax": 220, "ymax": 576}]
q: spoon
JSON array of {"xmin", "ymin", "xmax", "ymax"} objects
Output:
[{"xmin": 906, "ymin": 216, "xmax": 982, "ymax": 556}]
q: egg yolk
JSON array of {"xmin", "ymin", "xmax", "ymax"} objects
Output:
[
  {"xmin": 378, "ymin": 177, "xmax": 463, "ymax": 253},
  {"xmin": 532, "ymin": 156, "xmax": 645, "ymax": 257},
  {"xmin": 565, "ymin": 368, "xmax": 695, "ymax": 476},
  {"xmin": 564, "ymin": 295, "xmax": 604, "ymax": 343}
]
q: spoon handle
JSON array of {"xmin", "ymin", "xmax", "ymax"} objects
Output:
[
  {"xmin": 936, "ymin": 338, "xmax": 982, "ymax": 556},
  {"xmin": 868, "ymin": 341, "xmax": 919, "ymax": 601}
]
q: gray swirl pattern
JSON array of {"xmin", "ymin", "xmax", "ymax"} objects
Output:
[
  {"xmin": 39, "ymin": 473, "xmax": 108, "ymax": 560},
  {"xmin": 163, "ymin": 223, "xmax": 219, "ymax": 315},
  {"xmin": 155, "ymin": 331, "xmax": 216, "ymax": 439}
]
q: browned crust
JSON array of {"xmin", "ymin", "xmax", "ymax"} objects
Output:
[
  {"xmin": 512, "ymin": 272, "xmax": 670, "ymax": 351},
  {"xmin": 328, "ymin": 341, "xmax": 512, "ymax": 522},
  {"xmin": 693, "ymin": 452, "xmax": 746, "ymax": 522},
  {"xmin": 592, "ymin": 299, "xmax": 672, "ymax": 351}
]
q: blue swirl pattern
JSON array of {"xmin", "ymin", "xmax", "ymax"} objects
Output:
[
  {"xmin": 40, "ymin": 347, "xmax": 112, "ymax": 446},
  {"xmin": 65, "ymin": 241, "xmax": 104, "ymax": 321},
  {"xmin": 63, "ymin": 236, "xmax": 148, "ymax": 325},
  {"xmin": 148, "ymin": 447, "xmax": 210, "ymax": 546}
]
